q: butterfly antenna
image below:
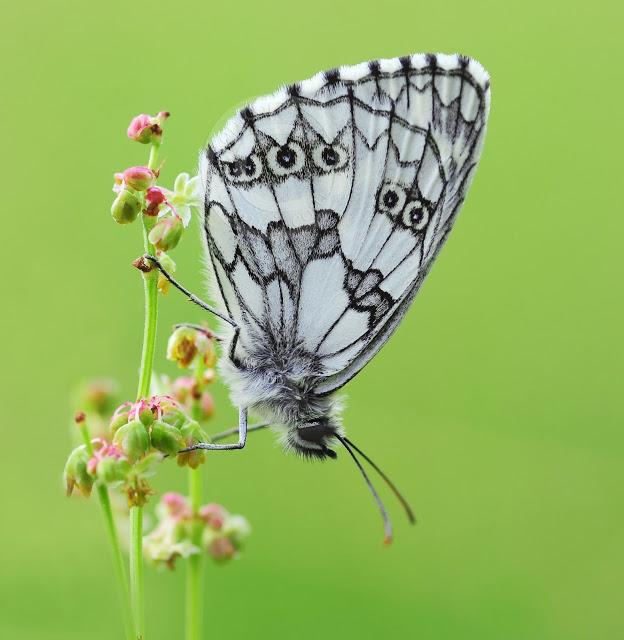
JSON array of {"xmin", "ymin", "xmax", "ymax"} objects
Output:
[
  {"xmin": 344, "ymin": 437, "xmax": 416, "ymax": 525},
  {"xmin": 335, "ymin": 433, "xmax": 393, "ymax": 545}
]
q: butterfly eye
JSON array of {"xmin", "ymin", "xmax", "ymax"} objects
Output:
[
  {"xmin": 402, "ymin": 200, "xmax": 430, "ymax": 231},
  {"xmin": 312, "ymin": 144, "xmax": 348, "ymax": 172},
  {"xmin": 267, "ymin": 142, "xmax": 305, "ymax": 176},
  {"xmin": 223, "ymin": 153, "xmax": 262, "ymax": 183},
  {"xmin": 377, "ymin": 183, "xmax": 407, "ymax": 216}
]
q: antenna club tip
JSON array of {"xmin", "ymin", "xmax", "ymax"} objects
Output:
[{"xmin": 383, "ymin": 534, "xmax": 393, "ymax": 546}]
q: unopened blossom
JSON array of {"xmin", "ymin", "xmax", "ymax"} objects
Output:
[
  {"xmin": 126, "ymin": 111, "xmax": 169, "ymax": 144},
  {"xmin": 123, "ymin": 166, "xmax": 156, "ymax": 191}
]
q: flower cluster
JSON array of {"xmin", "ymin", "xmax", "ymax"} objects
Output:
[
  {"xmin": 64, "ymin": 394, "xmax": 210, "ymax": 506},
  {"xmin": 144, "ymin": 493, "xmax": 251, "ymax": 568},
  {"xmin": 111, "ymin": 111, "xmax": 202, "ymax": 295},
  {"xmin": 162, "ymin": 325, "xmax": 217, "ymax": 422}
]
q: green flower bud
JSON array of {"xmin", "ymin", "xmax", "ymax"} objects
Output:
[
  {"xmin": 64, "ymin": 445, "xmax": 94, "ymax": 497},
  {"xmin": 148, "ymin": 215, "xmax": 183, "ymax": 251},
  {"xmin": 151, "ymin": 420, "xmax": 183, "ymax": 456},
  {"xmin": 96, "ymin": 456, "xmax": 131, "ymax": 485},
  {"xmin": 179, "ymin": 419, "xmax": 207, "ymax": 444},
  {"xmin": 111, "ymin": 189, "xmax": 141, "ymax": 224},
  {"xmin": 161, "ymin": 406, "xmax": 187, "ymax": 430},
  {"xmin": 112, "ymin": 419, "xmax": 149, "ymax": 461},
  {"xmin": 109, "ymin": 411, "xmax": 130, "ymax": 434}
]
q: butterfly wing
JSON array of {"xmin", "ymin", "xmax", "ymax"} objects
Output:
[{"xmin": 201, "ymin": 53, "xmax": 490, "ymax": 391}]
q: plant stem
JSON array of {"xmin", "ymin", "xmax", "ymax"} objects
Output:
[
  {"xmin": 130, "ymin": 505, "xmax": 145, "ymax": 640},
  {"xmin": 187, "ymin": 356, "xmax": 206, "ymax": 640},
  {"xmin": 186, "ymin": 466, "xmax": 203, "ymax": 640},
  {"xmin": 131, "ymin": 139, "xmax": 162, "ymax": 639},
  {"xmin": 78, "ymin": 424, "xmax": 135, "ymax": 640}
]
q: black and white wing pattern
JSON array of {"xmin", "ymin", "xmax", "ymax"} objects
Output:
[{"xmin": 201, "ymin": 53, "xmax": 490, "ymax": 395}]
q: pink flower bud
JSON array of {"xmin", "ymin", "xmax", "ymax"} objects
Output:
[
  {"xmin": 172, "ymin": 377, "xmax": 196, "ymax": 403},
  {"xmin": 127, "ymin": 114, "xmax": 162, "ymax": 144},
  {"xmin": 199, "ymin": 503, "xmax": 225, "ymax": 530},
  {"xmin": 123, "ymin": 166, "xmax": 156, "ymax": 192},
  {"xmin": 200, "ymin": 392, "xmax": 215, "ymax": 419},
  {"xmin": 162, "ymin": 492, "xmax": 191, "ymax": 519},
  {"xmin": 207, "ymin": 536, "xmax": 236, "ymax": 562},
  {"xmin": 143, "ymin": 187, "xmax": 166, "ymax": 216}
]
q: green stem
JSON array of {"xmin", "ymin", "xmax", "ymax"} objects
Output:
[
  {"xmin": 78, "ymin": 424, "xmax": 135, "ymax": 640},
  {"xmin": 186, "ymin": 467, "xmax": 203, "ymax": 640},
  {"xmin": 130, "ymin": 506, "xmax": 145, "ymax": 640},
  {"xmin": 131, "ymin": 139, "xmax": 162, "ymax": 639}
]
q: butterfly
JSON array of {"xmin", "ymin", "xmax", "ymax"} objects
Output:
[{"xmin": 151, "ymin": 53, "xmax": 490, "ymax": 541}]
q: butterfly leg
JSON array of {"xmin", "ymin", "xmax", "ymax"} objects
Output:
[
  {"xmin": 181, "ymin": 407, "xmax": 248, "ymax": 451},
  {"xmin": 143, "ymin": 254, "xmax": 237, "ymax": 329}
]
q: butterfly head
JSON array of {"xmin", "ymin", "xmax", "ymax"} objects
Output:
[{"xmin": 288, "ymin": 416, "xmax": 340, "ymax": 460}]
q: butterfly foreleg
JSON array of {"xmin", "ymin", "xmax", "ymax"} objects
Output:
[
  {"xmin": 181, "ymin": 407, "xmax": 249, "ymax": 452},
  {"xmin": 143, "ymin": 254, "xmax": 237, "ymax": 329}
]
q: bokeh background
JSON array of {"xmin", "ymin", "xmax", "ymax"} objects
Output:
[{"xmin": 2, "ymin": 0, "xmax": 623, "ymax": 638}]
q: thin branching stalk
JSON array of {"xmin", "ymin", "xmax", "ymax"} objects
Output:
[{"xmin": 78, "ymin": 423, "xmax": 135, "ymax": 640}]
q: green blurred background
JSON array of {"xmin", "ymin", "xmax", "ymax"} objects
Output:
[{"xmin": 2, "ymin": 0, "xmax": 623, "ymax": 638}]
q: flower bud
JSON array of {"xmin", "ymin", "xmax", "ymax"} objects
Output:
[
  {"xmin": 199, "ymin": 392, "xmax": 215, "ymax": 420},
  {"xmin": 172, "ymin": 376, "xmax": 195, "ymax": 403},
  {"xmin": 110, "ymin": 402, "xmax": 132, "ymax": 434},
  {"xmin": 145, "ymin": 187, "xmax": 168, "ymax": 216},
  {"xmin": 148, "ymin": 215, "xmax": 183, "ymax": 252},
  {"xmin": 167, "ymin": 327, "xmax": 199, "ymax": 368},
  {"xmin": 112, "ymin": 419, "xmax": 149, "ymax": 461},
  {"xmin": 111, "ymin": 189, "xmax": 141, "ymax": 224},
  {"xmin": 206, "ymin": 536, "xmax": 236, "ymax": 563},
  {"xmin": 162, "ymin": 492, "xmax": 191, "ymax": 519},
  {"xmin": 156, "ymin": 251, "xmax": 176, "ymax": 294},
  {"xmin": 123, "ymin": 166, "xmax": 156, "ymax": 191},
  {"xmin": 151, "ymin": 419, "xmax": 183, "ymax": 456},
  {"xmin": 167, "ymin": 327, "xmax": 214, "ymax": 369},
  {"xmin": 64, "ymin": 446, "xmax": 94, "ymax": 497},
  {"xmin": 96, "ymin": 455, "xmax": 131, "ymax": 485},
  {"xmin": 223, "ymin": 514, "xmax": 252, "ymax": 547},
  {"xmin": 199, "ymin": 503, "xmax": 225, "ymax": 530},
  {"xmin": 127, "ymin": 113, "xmax": 162, "ymax": 144},
  {"xmin": 176, "ymin": 420, "xmax": 208, "ymax": 469}
]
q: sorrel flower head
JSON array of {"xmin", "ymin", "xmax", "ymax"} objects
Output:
[{"xmin": 144, "ymin": 494, "xmax": 251, "ymax": 569}]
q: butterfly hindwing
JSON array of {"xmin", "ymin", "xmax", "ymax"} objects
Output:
[{"xmin": 202, "ymin": 53, "xmax": 490, "ymax": 390}]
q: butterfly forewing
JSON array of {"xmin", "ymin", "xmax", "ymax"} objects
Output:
[{"xmin": 202, "ymin": 53, "xmax": 490, "ymax": 392}]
